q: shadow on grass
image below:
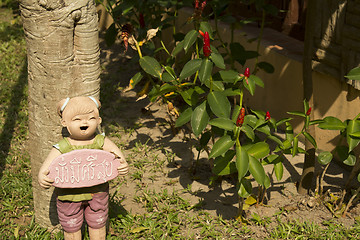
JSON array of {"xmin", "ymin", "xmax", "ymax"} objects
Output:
[{"xmin": 0, "ymin": 63, "xmax": 27, "ymax": 179}]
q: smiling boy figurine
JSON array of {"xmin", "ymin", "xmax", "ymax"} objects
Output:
[{"xmin": 38, "ymin": 96, "xmax": 128, "ymax": 240}]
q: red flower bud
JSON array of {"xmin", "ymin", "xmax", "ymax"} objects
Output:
[
  {"xmin": 201, "ymin": 0, "xmax": 207, "ymax": 10},
  {"xmin": 194, "ymin": 0, "xmax": 199, "ymax": 9},
  {"xmin": 203, "ymin": 31, "xmax": 211, "ymax": 57},
  {"xmin": 139, "ymin": 13, "xmax": 145, "ymax": 28},
  {"xmin": 236, "ymin": 107, "xmax": 246, "ymax": 127},
  {"xmin": 121, "ymin": 24, "xmax": 133, "ymax": 52},
  {"xmin": 244, "ymin": 67, "xmax": 250, "ymax": 78},
  {"xmin": 265, "ymin": 111, "xmax": 271, "ymax": 121},
  {"xmin": 306, "ymin": 107, "xmax": 312, "ymax": 116}
]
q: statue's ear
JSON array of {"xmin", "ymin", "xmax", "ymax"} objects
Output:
[{"xmin": 61, "ymin": 118, "xmax": 67, "ymax": 127}]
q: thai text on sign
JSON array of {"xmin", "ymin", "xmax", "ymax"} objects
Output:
[{"xmin": 48, "ymin": 149, "xmax": 120, "ymax": 188}]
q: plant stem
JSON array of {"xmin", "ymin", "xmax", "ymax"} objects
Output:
[
  {"xmin": 319, "ymin": 162, "xmax": 330, "ymax": 195},
  {"xmin": 253, "ymin": 9, "xmax": 266, "ymax": 75},
  {"xmin": 343, "ymin": 186, "xmax": 360, "ymax": 217}
]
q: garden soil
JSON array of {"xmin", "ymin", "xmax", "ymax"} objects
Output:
[{"xmin": 100, "ymin": 38, "xmax": 359, "ymax": 238}]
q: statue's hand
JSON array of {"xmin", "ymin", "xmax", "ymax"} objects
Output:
[
  {"xmin": 38, "ymin": 169, "xmax": 54, "ymax": 189},
  {"xmin": 117, "ymin": 158, "xmax": 129, "ymax": 176}
]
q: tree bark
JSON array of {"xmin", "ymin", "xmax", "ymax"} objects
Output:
[{"xmin": 20, "ymin": 0, "xmax": 101, "ymax": 227}]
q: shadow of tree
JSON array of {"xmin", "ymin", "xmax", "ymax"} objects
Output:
[{"xmin": 0, "ymin": 33, "xmax": 27, "ymax": 179}]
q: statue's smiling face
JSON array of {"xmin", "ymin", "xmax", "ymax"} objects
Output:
[{"xmin": 62, "ymin": 110, "xmax": 101, "ymax": 140}]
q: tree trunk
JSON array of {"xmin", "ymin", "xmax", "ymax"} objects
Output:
[
  {"xmin": 20, "ymin": 0, "xmax": 101, "ymax": 227},
  {"xmin": 298, "ymin": 0, "xmax": 316, "ymax": 195}
]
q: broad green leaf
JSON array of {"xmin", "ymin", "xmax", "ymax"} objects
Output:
[
  {"xmin": 183, "ymin": 30, "xmax": 198, "ymax": 53},
  {"xmin": 264, "ymin": 175, "xmax": 270, "ymax": 189},
  {"xmin": 249, "ymin": 155, "xmax": 266, "ymax": 186},
  {"xmin": 163, "ymin": 66, "xmax": 176, "ymax": 80},
  {"xmin": 209, "ymin": 135, "xmax": 235, "ymax": 158},
  {"xmin": 238, "ymin": 177, "xmax": 252, "ymax": 198},
  {"xmin": 172, "ymin": 40, "xmax": 184, "ymax": 57},
  {"xmin": 274, "ymin": 158, "xmax": 284, "ymax": 181},
  {"xmin": 232, "ymin": 105, "xmax": 241, "ymax": 123},
  {"xmin": 254, "ymin": 118, "xmax": 267, "ymax": 130},
  {"xmin": 350, "ymin": 131, "xmax": 360, "ymax": 137},
  {"xmin": 303, "ymin": 132, "xmax": 317, "ymax": 148},
  {"xmin": 318, "ymin": 116, "xmax": 346, "ymax": 130},
  {"xmin": 207, "ymin": 91, "xmax": 231, "ymax": 118},
  {"xmin": 303, "ymin": 99, "xmax": 310, "ymax": 113},
  {"xmin": 162, "ymin": 72, "xmax": 176, "ymax": 82},
  {"xmin": 236, "ymin": 145, "xmax": 249, "ymax": 180},
  {"xmin": 204, "ymin": 80, "xmax": 224, "ymax": 91},
  {"xmin": 285, "ymin": 122, "xmax": 294, "ymax": 141},
  {"xmin": 243, "ymin": 75, "xmax": 256, "ymax": 95},
  {"xmin": 209, "ymin": 117, "xmax": 235, "ymax": 131},
  {"xmin": 347, "ymin": 119, "xmax": 360, "ymax": 152},
  {"xmin": 344, "ymin": 152, "xmax": 356, "ymax": 166},
  {"xmin": 128, "ymin": 72, "xmax": 143, "ymax": 90},
  {"xmin": 200, "ymin": 22, "xmax": 214, "ymax": 39},
  {"xmin": 199, "ymin": 58, "xmax": 213, "ymax": 83},
  {"xmin": 287, "ymin": 111, "xmax": 306, "ymax": 117},
  {"xmin": 243, "ymin": 115, "xmax": 257, "ymax": 128},
  {"xmin": 292, "ymin": 137, "xmax": 298, "ymax": 157},
  {"xmin": 358, "ymin": 172, "xmax": 360, "ymax": 183},
  {"xmin": 179, "ymin": 89, "xmax": 193, "ymax": 106},
  {"xmin": 317, "ymin": 151, "xmax": 333, "ymax": 165},
  {"xmin": 309, "ymin": 119, "xmax": 324, "ymax": 126},
  {"xmin": 264, "ymin": 155, "xmax": 280, "ymax": 164},
  {"xmin": 249, "ymin": 75, "xmax": 264, "ymax": 88},
  {"xmin": 345, "ymin": 66, "xmax": 360, "ymax": 81},
  {"xmin": 257, "ymin": 61, "xmax": 274, "ymax": 73},
  {"xmin": 219, "ymin": 70, "xmax": 241, "ymax": 83},
  {"xmin": 251, "ymin": 110, "xmax": 265, "ymax": 119},
  {"xmin": 105, "ymin": 23, "xmax": 117, "ymax": 46},
  {"xmin": 175, "ymin": 107, "xmax": 192, "ymax": 127},
  {"xmin": 267, "ymin": 135, "xmax": 283, "ymax": 147},
  {"xmin": 213, "ymin": 150, "xmax": 236, "ymax": 176},
  {"xmin": 276, "ymin": 118, "xmax": 292, "ymax": 127},
  {"xmin": 179, "ymin": 59, "xmax": 202, "ymax": 80},
  {"xmin": 210, "ymin": 52, "xmax": 225, "ymax": 69},
  {"xmin": 191, "ymin": 101, "xmax": 209, "ymax": 137},
  {"xmin": 139, "ymin": 56, "xmax": 162, "ymax": 79},
  {"xmin": 200, "ymin": 131, "xmax": 211, "ymax": 147},
  {"xmin": 257, "ymin": 124, "xmax": 271, "ymax": 136},
  {"xmin": 241, "ymin": 125, "xmax": 255, "ymax": 141},
  {"xmin": 336, "ymin": 146, "xmax": 356, "ymax": 166},
  {"xmin": 247, "ymin": 142, "xmax": 270, "ymax": 159}
]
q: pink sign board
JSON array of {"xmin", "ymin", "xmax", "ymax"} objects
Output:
[{"xmin": 48, "ymin": 149, "xmax": 120, "ymax": 188}]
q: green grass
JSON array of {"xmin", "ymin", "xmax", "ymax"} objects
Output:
[{"xmin": 2, "ymin": 6, "xmax": 360, "ymax": 240}]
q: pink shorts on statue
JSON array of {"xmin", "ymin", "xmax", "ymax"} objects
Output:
[{"xmin": 57, "ymin": 191, "xmax": 109, "ymax": 233}]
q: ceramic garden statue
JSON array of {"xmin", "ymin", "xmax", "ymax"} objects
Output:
[{"xmin": 38, "ymin": 96, "xmax": 129, "ymax": 240}]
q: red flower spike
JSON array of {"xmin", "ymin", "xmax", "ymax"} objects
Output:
[
  {"xmin": 201, "ymin": 0, "xmax": 207, "ymax": 10},
  {"xmin": 306, "ymin": 107, "xmax": 312, "ymax": 116},
  {"xmin": 265, "ymin": 111, "xmax": 271, "ymax": 121},
  {"xmin": 194, "ymin": 0, "xmax": 199, "ymax": 9},
  {"xmin": 199, "ymin": 30, "xmax": 205, "ymax": 37},
  {"xmin": 139, "ymin": 13, "xmax": 145, "ymax": 28},
  {"xmin": 236, "ymin": 107, "xmax": 246, "ymax": 127},
  {"xmin": 203, "ymin": 31, "xmax": 211, "ymax": 57},
  {"xmin": 244, "ymin": 67, "xmax": 250, "ymax": 78}
]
